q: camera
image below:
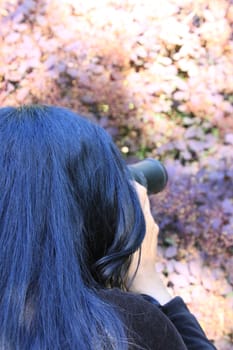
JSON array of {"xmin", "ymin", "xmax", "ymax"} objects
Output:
[{"xmin": 128, "ymin": 158, "xmax": 168, "ymax": 194}]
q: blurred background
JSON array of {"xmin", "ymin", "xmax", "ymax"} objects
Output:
[{"xmin": 0, "ymin": 0, "xmax": 233, "ymax": 348}]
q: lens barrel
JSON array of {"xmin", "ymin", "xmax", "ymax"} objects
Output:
[{"xmin": 128, "ymin": 158, "xmax": 168, "ymax": 194}]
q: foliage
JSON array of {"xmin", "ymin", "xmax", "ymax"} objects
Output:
[{"xmin": 153, "ymin": 154, "xmax": 233, "ymax": 257}]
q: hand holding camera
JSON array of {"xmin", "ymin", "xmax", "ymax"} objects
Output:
[{"xmin": 127, "ymin": 160, "xmax": 172, "ymax": 305}]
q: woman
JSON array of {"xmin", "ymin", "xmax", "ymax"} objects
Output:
[{"xmin": 0, "ymin": 105, "xmax": 216, "ymax": 349}]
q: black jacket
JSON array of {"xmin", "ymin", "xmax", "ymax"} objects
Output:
[{"xmin": 101, "ymin": 288, "xmax": 216, "ymax": 350}]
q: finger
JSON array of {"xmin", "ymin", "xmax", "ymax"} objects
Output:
[{"xmin": 134, "ymin": 181, "xmax": 149, "ymax": 209}]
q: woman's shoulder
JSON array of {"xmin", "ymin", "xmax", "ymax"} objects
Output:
[
  {"xmin": 99, "ymin": 288, "xmax": 161, "ymax": 317},
  {"xmin": 98, "ymin": 288, "xmax": 187, "ymax": 350},
  {"xmin": 99, "ymin": 287, "xmax": 167, "ymax": 323}
]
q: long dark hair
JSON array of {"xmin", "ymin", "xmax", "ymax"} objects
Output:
[{"xmin": 0, "ymin": 105, "xmax": 145, "ymax": 349}]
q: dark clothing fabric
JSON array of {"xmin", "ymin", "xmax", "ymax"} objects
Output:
[
  {"xmin": 161, "ymin": 297, "xmax": 216, "ymax": 350},
  {"xmin": 100, "ymin": 288, "xmax": 216, "ymax": 350}
]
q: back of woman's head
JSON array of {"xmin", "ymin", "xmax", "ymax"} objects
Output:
[{"xmin": 0, "ymin": 105, "xmax": 145, "ymax": 349}]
